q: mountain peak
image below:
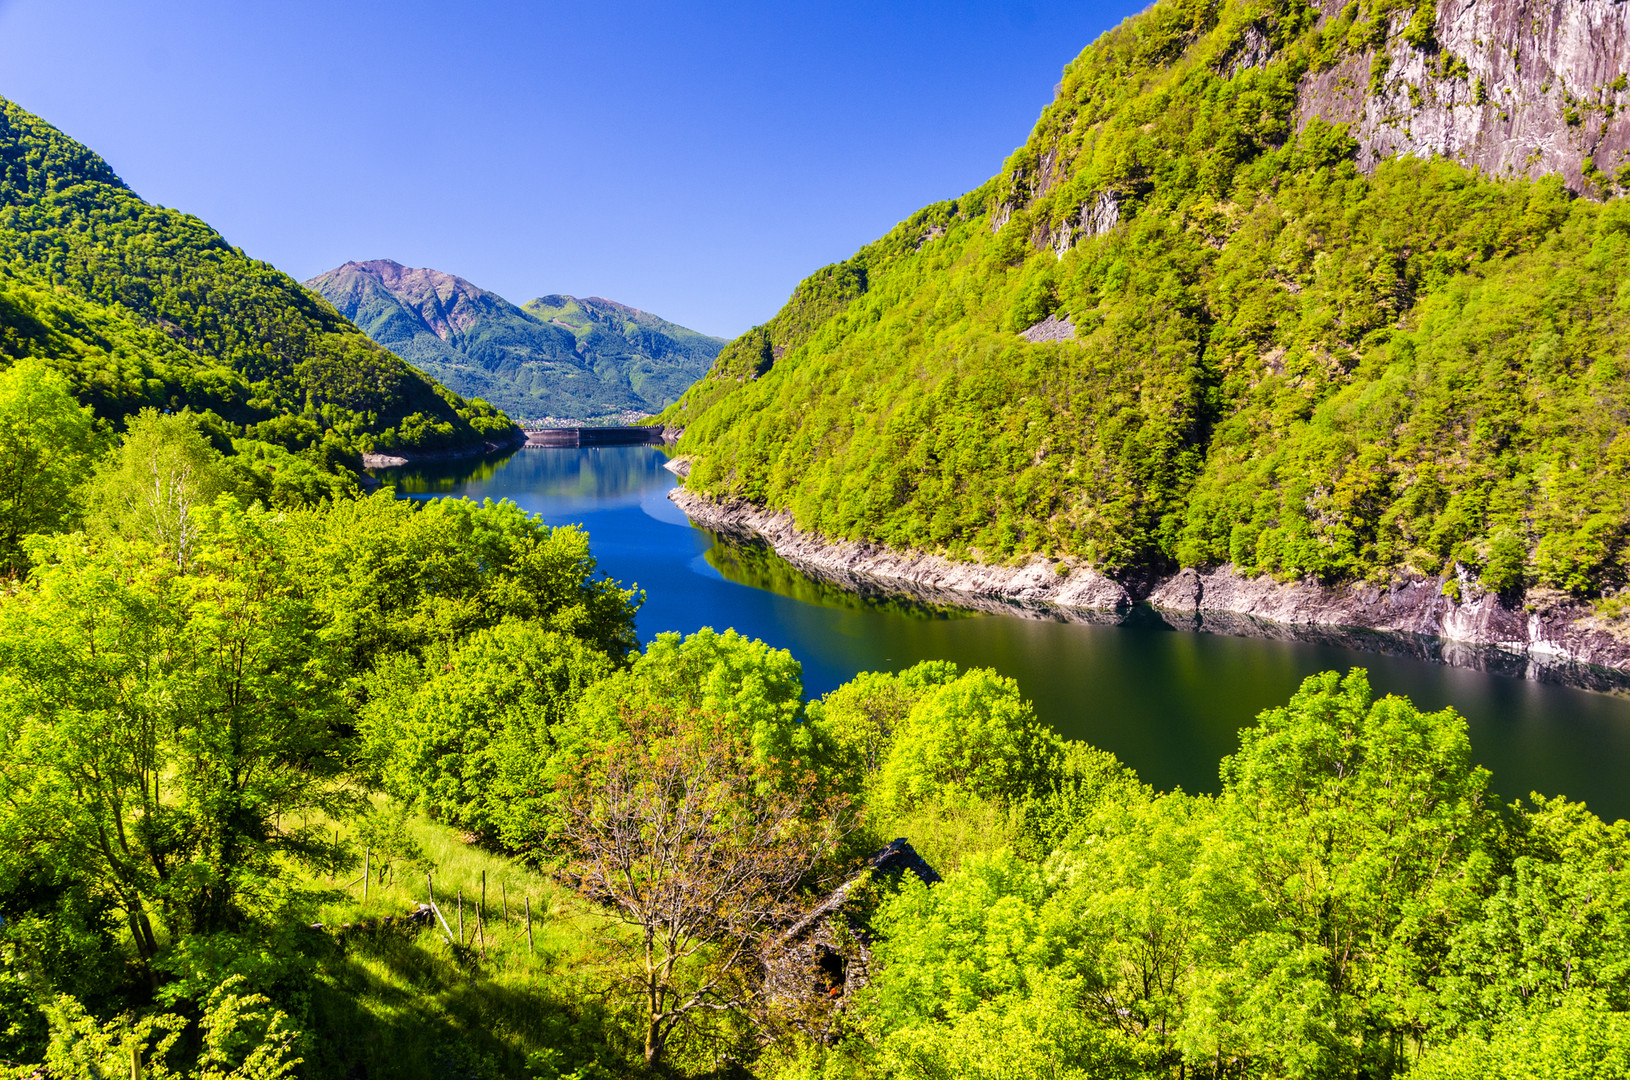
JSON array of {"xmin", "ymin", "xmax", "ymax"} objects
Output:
[
  {"xmin": 306, "ymin": 262, "xmax": 723, "ymax": 422},
  {"xmin": 307, "ymin": 260, "xmax": 502, "ymax": 345}
]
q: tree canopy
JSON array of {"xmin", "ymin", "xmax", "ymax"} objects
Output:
[{"xmin": 664, "ymin": 0, "xmax": 1630, "ymax": 606}]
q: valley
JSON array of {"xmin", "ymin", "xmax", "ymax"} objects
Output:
[{"xmin": 5, "ymin": 0, "xmax": 1630, "ymax": 1076}]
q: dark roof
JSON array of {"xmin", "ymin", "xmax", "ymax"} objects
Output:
[
  {"xmin": 869, "ymin": 838, "xmax": 941, "ymax": 885},
  {"xmin": 770, "ymin": 838, "xmax": 940, "ymax": 951}
]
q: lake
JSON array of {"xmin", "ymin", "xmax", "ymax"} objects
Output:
[{"xmin": 378, "ymin": 445, "xmax": 1630, "ymax": 821}]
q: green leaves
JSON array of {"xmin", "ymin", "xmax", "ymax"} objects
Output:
[
  {"xmin": 829, "ymin": 668, "xmax": 1532, "ymax": 1078},
  {"xmin": 362, "ymin": 620, "xmax": 616, "ymax": 845},
  {"xmin": 862, "ymin": 851, "xmax": 1142, "ymax": 1080},
  {"xmin": 873, "ymin": 669, "xmax": 1062, "ymax": 815},
  {"xmin": 0, "ymin": 357, "xmax": 102, "ymax": 575},
  {"xmin": 285, "ymin": 493, "xmax": 640, "ymax": 669},
  {"xmin": 1214, "ymin": 670, "xmax": 1493, "ymax": 1069},
  {"xmin": 0, "ymin": 507, "xmax": 353, "ymax": 942},
  {"xmin": 1413, "ymin": 997, "xmax": 1630, "ymax": 1080},
  {"xmin": 35, "ymin": 975, "xmax": 300, "ymax": 1080},
  {"xmin": 570, "ymin": 628, "xmax": 811, "ymax": 780},
  {"xmin": 0, "ymin": 95, "xmax": 516, "ymax": 461},
  {"xmin": 82, "ymin": 409, "xmax": 236, "ymax": 566}
]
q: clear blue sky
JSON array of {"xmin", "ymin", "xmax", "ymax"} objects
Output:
[{"xmin": 0, "ymin": 0, "xmax": 1146, "ymax": 338}]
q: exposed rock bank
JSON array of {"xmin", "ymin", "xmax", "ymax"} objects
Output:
[
  {"xmin": 669, "ymin": 487, "xmax": 1630, "ymax": 691},
  {"xmin": 361, "ymin": 431, "xmax": 526, "ymax": 470},
  {"xmin": 671, "ymin": 487, "xmax": 1132, "ymax": 611}
]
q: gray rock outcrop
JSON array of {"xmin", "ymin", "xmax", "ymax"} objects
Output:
[
  {"xmin": 1297, "ymin": 0, "xmax": 1630, "ymax": 193},
  {"xmin": 1019, "ymin": 313, "xmax": 1077, "ymax": 343},
  {"xmin": 670, "ymin": 487, "xmax": 1131, "ymax": 612}
]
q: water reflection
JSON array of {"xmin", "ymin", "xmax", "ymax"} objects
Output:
[
  {"xmin": 702, "ymin": 533, "xmax": 977, "ymax": 622},
  {"xmin": 373, "ymin": 446, "xmax": 1630, "ymax": 821},
  {"xmin": 384, "ymin": 447, "xmax": 670, "ymax": 510}
]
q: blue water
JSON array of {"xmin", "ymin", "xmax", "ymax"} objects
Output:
[{"xmin": 381, "ymin": 446, "xmax": 1630, "ymax": 821}]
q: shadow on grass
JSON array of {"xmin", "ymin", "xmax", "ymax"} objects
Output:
[{"xmin": 302, "ymin": 927, "xmax": 641, "ymax": 1080}]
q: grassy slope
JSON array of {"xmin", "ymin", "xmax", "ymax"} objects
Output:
[
  {"xmin": 0, "ymin": 98, "xmax": 516, "ymax": 456},
  {"xmin": 296, "ymin": 806, "xmax": 638, "ymax": 1079},
  {"xmin": 662, "ymin": 0, "xmax": 1630, "ymax": 602}
]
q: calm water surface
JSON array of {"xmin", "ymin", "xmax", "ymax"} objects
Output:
[{"xmin": 379, "ymin": 446, "xmax": 1630, "ymax": 821}]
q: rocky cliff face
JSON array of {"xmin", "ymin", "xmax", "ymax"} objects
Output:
[{"xmin": 1297, "ymin": 0, "xmax": 1630, "ymax": 192}]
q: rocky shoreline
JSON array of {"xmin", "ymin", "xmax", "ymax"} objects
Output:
[
  {"xmin": 667, "ymin": 481, "xmax": 1630, "ymax": 692},
  {"xmin": 361, "ymin": 430, "xmax": 527, "ymax": 470}
]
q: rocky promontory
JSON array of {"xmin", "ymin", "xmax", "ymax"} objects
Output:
[{"xmin": 361, "ymin": 430, "xmax": 527, "ymax": 470}]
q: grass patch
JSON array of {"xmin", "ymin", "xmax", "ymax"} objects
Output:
[{"xmin": 294, "ymin": 803, "xmax": 642, "ymax": 1080}]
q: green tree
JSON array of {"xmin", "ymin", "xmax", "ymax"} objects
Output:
[
  {"xmin": 806, "ymin": 661, "xmax": 959, "ymax": 794},
  {"xmin": 860, "ymin": 850, "xmax": 1140, "ymax": 1080},
  {"xmin": 873, "ymin": 669, "xmax": 1063, "ymax": 815},
  {"xmin": 1439, "ymin": 795, "xmax": 1630, "ymax": 1027},
  {"xmin": 32, "ymin": 975, "xmax": 299, "ymax": 1080},
  {"xmin": 0, "ymin": 358, "xmax": 101, "ymax": 575},
  {"xmin": 1199, "ymin": 669, "xmax": 1495, "ymax": 1076},
  {"xmin": 1481, "ymin": 528, "xmax": 1530, "ymax": 598},
  {"xmin": 0, "ymin": 505, "xmax": 350, "ymax": 957},
  {"xmin": 83, "ymin": 409, "xmax": 236, "ymax": 567},
  {"xmin": 1413, "ymin": 996, "xmax": 1630, "ymax": 1080},
  {"xmin": 361, "ymin": 619, "xmax": 616, "ymax": 844},
  {"xmin": 567, "ymin": 628, "xmax": 812, "ymax": 778},
  {"xmin": 286, "ymin": 494, "xmax": 639, "ymax": 673}
]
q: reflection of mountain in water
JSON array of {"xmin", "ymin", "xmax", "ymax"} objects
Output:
[
  {"xmin": 703, "ymin": 533, "xmax": 978, "ymax": 623},
  {"xmin": 378, "ymin": 446, "xmax": 672, "ymax": 503}
]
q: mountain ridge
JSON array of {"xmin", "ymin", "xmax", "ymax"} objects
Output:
[
  {"xmin": 0, "ymin": 96, "xmax": 517, "ymax": 470},
  {"xmin": 661, "ymin": 0, "xmax": 1630, "ymax": 646},
  {"xmin": 307, "ymin": 259, "xmax": 724, "ymax": 423}
]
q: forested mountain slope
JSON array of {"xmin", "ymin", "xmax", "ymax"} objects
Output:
[
  {"xmin": 307, "ymin": 259, "xmax": 723, "ymax": 422},
  {"xmin": 0, "ymin": 98, "xmax": 516, "ymax": 462},
  {"xmin": 664, "ymin": 0, "xmax": 1630, "ymax": 611}
]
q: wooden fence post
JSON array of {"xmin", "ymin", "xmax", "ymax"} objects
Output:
[
  {"xmin": 362, "ymin": 846, "xmax": 371, "ymax": 901},
  {"xmin": 526, "ymin": 896, "xmax": 534, "ymax": 955},
  {"xmin": 457, "ymin": 890, "xmax": 464, "ymax": 945},
  {"xmin": 478, "ymin": 871, "xmax": 488, "ymax": 959}
]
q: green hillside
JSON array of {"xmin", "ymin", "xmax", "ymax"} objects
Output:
[
  {"xmin": 663, "ymin": 0, "xmax": 1630, "ymax": 603},
  {"xmin": 307, "ymin": 260, "xmax": 723, "ymax": 423},
  {"xmin": 0, "ymin": 98, "xmax": 517, "ymax": 463}
]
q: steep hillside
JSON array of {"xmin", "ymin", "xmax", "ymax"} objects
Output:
[
  {"xmin": 307, "ymin": 260, "xmax": 723, "ymax": 422},
  {"xmin": 0, "ymin": 98, "xmax": 516, "ymax": 462},
  {"xmin": 663, "ymin": 0, "xmax": 1630, "ymax": 617}
]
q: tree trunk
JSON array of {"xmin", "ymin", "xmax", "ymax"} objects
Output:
[
  {"xmin": 645, "ymin": 956, "xmax": 664, "ymax": 1066},
  {"xmin": 645, "ymin": 1014, "xmax": 663, "ymax": 1068}
]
